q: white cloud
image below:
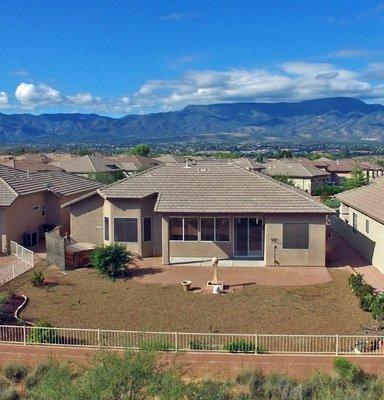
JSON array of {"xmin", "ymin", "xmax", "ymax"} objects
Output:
[
  {"xmin": 67, "ymin": 92, "xmax": 101, "ymax": 105},
  {"xmin": 15, "ymin": 82, "xmax": 62, "ymax": 108},
  {"xmin": 159, "ymin": 11, "xmax": 200, "ymax": 20},
  {"xmin": 0, "ymin": 92, "xmax": 9, "ymax": 109},
  {"xmin": 327, "ymin": 49, "xmax": 383, "ymax": 59}
]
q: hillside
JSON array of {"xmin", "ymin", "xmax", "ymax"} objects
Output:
[{"xmin": 1, "ymin": 97, "xmax": 384, "ymax": 144}]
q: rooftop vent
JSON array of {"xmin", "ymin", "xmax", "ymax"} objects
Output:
[{"xmin": 198, "ymin": 168, "xmax": 208, "ymax": 172}]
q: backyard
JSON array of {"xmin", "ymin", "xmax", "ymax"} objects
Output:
[{"xmin": 1, "ymin": 261, "xmax": 374, "ymax": 335}]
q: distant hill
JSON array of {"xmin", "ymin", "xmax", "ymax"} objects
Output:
[{"xmin": 1, "ymin": 97, "xmax": 384, "ymax": 144}]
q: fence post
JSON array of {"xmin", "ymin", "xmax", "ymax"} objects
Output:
[
  {"xmin": 97, "ymin": 329, "xmax": 101, "ymax": 348},
  {"xmin": 255, "ymin": 333, "xmax": 258, "ymax": 354},
  {"xmin": 335, "ymin": 334, "xmax": 339, "ymax": 356},
  {"xmin": 175, "ymin": 332, "xmax": 178, "ymax": 352},
  {"xmin": 23, "ymin": 325, "xmax": 26, "ymax": 346}
]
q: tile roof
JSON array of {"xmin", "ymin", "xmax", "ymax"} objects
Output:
[
  {"xmin": 100, "ymin": 161, "xmax": 333, "ymax": 214},
  {"xmin": 55, "ymin": 155, "xmax": 123, "ymax": 173},
  {"xmin": 113, "ymin": 155, "xmax": 161, "ymax": 172},
  {"xmin": 228, "ymin": 158, "xmax": 265, "ymax": 171},
  {"xmin": 264, "ymin": 159, "xmax": 330, "ymax": 178},
  {"xmin": 337, "ymin": 176, "xmax": 384, "ymax": 224},
  {"xmin": 0, "ymin": 165, "xmax": 103, "ymax": 207},
  {"xmin": 154, "ymin": 154, "xmax": 186, "ymax": 164},
  {"xmin": 0, "ymin": 158, "xmax": 63, "ymax": 173}
]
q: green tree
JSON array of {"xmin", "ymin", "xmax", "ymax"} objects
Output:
[
  {"xmin": 254, "ymin": 153, "xmax": 265, "ymax": 163},
  {"xmin": 276, "ymin": 150, "xmax": 292, "ymax": 159},
  {"xmin": 130, "ymin": 144, "xmax": 151, "ymax": 157},
  {"xmin": 77, "ymin": 148, "xmax": 93, "ymax": 156},
  {"xmin": 91, "ymin": 171, "xmax": 125, "ymax": 184},
  {"xmin": 344, "ymin": 168, "xmax": 367, "ymax": 190},
  {"xmin": 376, "ymin": 159, "xmax": 384, "ymax": 167},
  {"xmin": 90, "ymin": 244, "xmax": 133, "ymax": 277}
]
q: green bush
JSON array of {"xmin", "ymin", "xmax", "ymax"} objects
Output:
[
  {"xmin": 0, "ymin": 376, "xmax": 10, "ymax": 391},
  {"xmin": 90, "ymin": 244, "xmax": 133, "ymax": 278},
  {"xmin": 333, "ymin": 357, "xmax": 363, "ymax": 383},
  {"xmin": 31, "ymin": 271, "xmax": 44, "ymax": 287},
  {"xmin": 3, "ymin": 363, "xmax": 28, "ymax": 383},
  {"xmin": 0, "ymin": 388, "xmax": 19, "ymax": 400},
  {"xmin": 24, "ymin": 363, "xmax": 54, "ymax": 390},
  {"xmin": 314, "ymin": 184, "xmax": 345, "ymax": 198},
  {"xmin": 324, "ymin": 198, "xmax": 341, "ymax": 209},
  {"xmin": 224, "ymin": 339, "xmax": 266, "ymax": 353},
  {"xmin": 369, "ymin": 293, "xmax": 384, "ymax": 322},
  {"xmin": 349, "ymin": 273, "xmax": 364, "ymax": 294},
  {"xmin": 140, "ymin": 339, "xmax": 174, "ymax": 351},
  {"xmin": 27, "ymin": 321, "xmax": 58, "ymax": 344},
  {"xmin": 189, "ymin": 339, "xmax": 213, "ymax": 351}
]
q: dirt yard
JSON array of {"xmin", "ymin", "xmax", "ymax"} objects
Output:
[{"xmin": 2, "ymin": 264, "xmax": 374, "ymax": 334}]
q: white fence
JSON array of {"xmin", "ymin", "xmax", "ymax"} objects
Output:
[
  {"xmin": 0, "ymin": 241, "xmax": 34, "ymax": 286},
  {"xmin": 10, "ymin": 241, "xmax": 34, "ymax": 266},
  {"xmin": 0, "ymin": 326, "xmax": 383, "ymax": 355}
]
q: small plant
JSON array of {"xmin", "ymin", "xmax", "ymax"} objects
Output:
[
  {"xmin": 27, "ymin": 321, "xmax": 58, "ymax": 344},
  {"xmin": 3, "ymin": 363, "xmax": 28, "ymax": 383},
  {"xmin": 333, "ymin": 357, "xmax": 363, "ymax": 383},
  {"xmin": 0, "ymin": 387, "xmax": 20, "ymax": 400},
  {"xmin": 349, "ymin": 273, "xmax": 364, "ymax": 294},
  {"xmin": 140, "ymin": 338, "xmax": 174, "ymax": 351},
  {"xmin": 90, "ymin": 244, "xmax": 133, "ymax": 278},
  {"xmin": 31, "ymin": 271, "xmax": 44, "ymax": 287},
  {"xmin": 189, "ymin": 339, "xmax": 214, "ymax": 351},
  {"xmin": 224, "ymin": 339, "xmax": 266, "ymax": 353}
]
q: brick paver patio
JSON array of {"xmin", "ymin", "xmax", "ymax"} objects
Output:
[{"xmin": 130, "ymin": 257, "xmax": 332, "ymax": 288}]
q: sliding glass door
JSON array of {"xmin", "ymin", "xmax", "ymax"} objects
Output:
[{"xmin": 234, "ymin": 218, "xmax": 264, "ymax": 258}]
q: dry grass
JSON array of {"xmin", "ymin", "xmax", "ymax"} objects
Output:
[{"xmin": 10, "ymin": 265, "xmax": 373, "ymax": 334}]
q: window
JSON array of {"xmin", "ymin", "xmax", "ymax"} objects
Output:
[
  {"xmin": 365, "ymin": 219, "xmax": 369, "ymax": 235},
  {"xmin": 143, "ymin": 217, "xmax": 152, "ymax": 242},
  {"xmin": 104, "ymin": 217, "xmax": 110, "ymax": 241},
  {"xmin": 201, "ymin": 218, "xmax": 214, "ymax": 241},
  {"xmin": 352, "ymin": 213, "xmax": 358, "ymax": 234},
  {"xmin": 184, "ymin": 218, "xmax": 198, "ymax": 241},
  {"xmin": 114, "ymin": 218, "xmax": 137, "ymax": 242},
  {"xmin": 169, "ymin": 218, "xmax": 183, "ymax": 240},
  {"xmin": 32, "ymin": 205, "xmax": 40, "ymax": 211},
  {"xmin": 283, "ymin": 223, "xmax": 309, "ymax": 249},
  {"xmin": 215, "ymin": 218, "xmax": 230, "ymax": 242}
]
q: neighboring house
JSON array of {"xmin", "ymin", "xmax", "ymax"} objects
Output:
[
  {"xmin": 113, "ymin": 155, "xmax": 162, "ymax": 175},
  {"xmin": 64, "ymin": 161, "xmax": 333, "ymax": 266},
  {"xmin": 54, "ymin": 155, "xmax": 124, "ymax": 178},
  {"xmin": 228, "ymin": 158, "xmax": 265, "ymax": 172},
  {"xmin": 0, "ymin": 157, "xmax": 64, "ymax": 173},
  {"xmin": 334, "ymin": 177, "xmax": 384, "ymax": 273},
  {"xmin": 263, "ymin": 159, "xmax": 330, "ymax": 194},
  {"xmin": 0, "ymin": 165, "xmax": 102, "ymax": 252},
  {"xmin": 154, "ymin": 154, "xmax": 186, "ymax": 164}
]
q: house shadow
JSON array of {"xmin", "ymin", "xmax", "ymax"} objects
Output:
[{"xmin": 123, "ymin": 267, "xmax": 164, "ymax": 279}]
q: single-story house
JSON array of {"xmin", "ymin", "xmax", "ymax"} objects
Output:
[
  {"xmin": 112, "ymin": 155, "xmax": 162, "ymax": 175},
  {"xmin": 228, "ymin": 158, "xmax": 265, "ymax": 172},
  {"xmin": 0, "ymin": 157, "xmax": 64, "ymax": 173},
  {"xmin": 334, "ymin": 176, "xmax": 384, "ymax": 273},
  {"xmin": 154, "ymin": 154, "xmax": 186, "ymax": 164},
  {"xmin": 0, "ymin": 165, "xmax": 103, "ymax": 252},
  {"xmin": 64, "ymin": 161, "xmax": 333, "ymax": 267},
  {"xmin": 263, "ymin": 159, "xmax": 330, "ymax": 195},
  {"xmin": 54, "ymin": 155, "xmax": 124, "ymax": 178}
]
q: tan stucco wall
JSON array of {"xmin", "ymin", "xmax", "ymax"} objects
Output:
[
  {"xmin": 291, "ymin": 177, "xmax": 328, "ymax": 195},
  {"xmin": 332, "ymin": 206, "xmax": 384, "ymax": 273},
  {"xmin": 70, "ymin": 194, "xmax": 104, "ymax": 245},
  {"xmin": 264, "ymin": 214, "xmax": 327, "ymax": 267}
]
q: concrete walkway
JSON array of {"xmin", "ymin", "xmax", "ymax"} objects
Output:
[
  {"xmin": 327, "ymin": 231, "xmax": 384, "ymax": 292},
  {"xmin": 131, "ymin": 257, "xmax": 332, "ymax": 288}
]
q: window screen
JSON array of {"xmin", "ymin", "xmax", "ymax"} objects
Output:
[
  {"xmin": 104, "ymin": 217, "xmax": 110, "ymax": 241},
  {"xmin": 215, "ymin": 218, "xmax": 230, "ymax": 242},
  {"xmin": 184, "ymin": 218, "xmax": 198, "ymax": 241},
  {"xmin": 169, "ymin": 218, "xmax": 183, "ymax": 240},
  {"xmin": 143, "ymin": 217, "xmax": 152, "ymax": 242},
  {"xmin": 201, "ymin": 218, "xmax": 214, "ymax": 241},
  {"xmin": 114, "ymin": 218, "xmax": 137, "ymax": 242},
  {"xmin": 283, "ymin": 223, "xmax": 309, "ymax": 249}
]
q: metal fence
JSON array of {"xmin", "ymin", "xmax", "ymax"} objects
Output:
[
  {"xmin": 10, "ymin": 241, "xmax": 34, "ymax": 267},
  {"xmin": 0, "ymin": 326, "xmax": 383, "ymax": 355}
]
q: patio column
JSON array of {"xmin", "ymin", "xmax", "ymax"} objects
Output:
[{"xmin": 161, "ymin": 215, "xmax": 170, "ymax": 265}]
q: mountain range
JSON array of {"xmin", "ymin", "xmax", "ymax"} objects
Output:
[{"xmin": 1, "ymin": 97, "xmax": 384, "ymax": 144}]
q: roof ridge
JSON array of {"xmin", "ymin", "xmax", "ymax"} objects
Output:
[
  {"xmin": 86, "ymin": 155, "xmax": 97, "ymax": 172},
  {"xmin": 0, "ymin": 175, "xmax": 18, "ymax": 197}
]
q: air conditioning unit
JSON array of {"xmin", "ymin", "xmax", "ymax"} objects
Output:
[{"xmin": 23, "ymin": 231, "xmax": 38, "ymax": 248}]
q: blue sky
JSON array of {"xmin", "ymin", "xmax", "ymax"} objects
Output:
[{"xmin": 0, "ymin": 0, "xmax": 384, "ymax": 115}]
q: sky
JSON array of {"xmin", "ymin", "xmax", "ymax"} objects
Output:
[{"xmin": 0, "ymin": 0, "xmax": 384, "ymax": 116}]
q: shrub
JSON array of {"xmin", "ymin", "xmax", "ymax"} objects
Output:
[
  {"xmin": 224, "ymin": 339, "xmax": 266, "ymax": 353},
  {"xmin": 333, "ymin": 357, "xmax": 363, "ymax": 383},
  {"xmin": 27, "ymin": 321, "xmax": 58, "ymax": 344},
  {"xmin": 324, "ymin": 198, "xmax": 341, "ymax": 209},
  {"xmin": 140, "ymin": 338, "xmax": 174, "ymax": 351},
  {"xmin": 361, "ymin": 292, "xmax": 376, "ymax": 312},
  {"xmin": 24, "ymin": 363, "xmax": 54, "ymax": 390},
  {"xmin": 0, "ymin": 388, "xmax": 19, "ymax": 400},
  {"xmin": 3, "ymin": 363, "xmax": 28, "ymax": 383},
  {"xmin": 189, "ymin": 339, "xmax": 214, "ymax": 351},
  {"xmin": 369, "ymin": 293, "xmax": 384, "ymax": 322},
  {"xmin": 263, "ymin": 373, "xmax": 296, "ymax": 399},
  {"xmin": 31, "ymin": 271, "xmax": 44, "ymax": 287},
  {"xmin": 90, "ymin": 244, "xmax": 133, "ymax": 277},
  {"xmin": 0, "ymin": 376, "xmax": 10, "ymax": 391},
  {"xmin": 349, "ymin": 273, "xmax": 364, "ymax": 294}
]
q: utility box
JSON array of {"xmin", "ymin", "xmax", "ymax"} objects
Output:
[{"xmin": 65, "ymin": 242, "xmax": 96, "ymax": 269}]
